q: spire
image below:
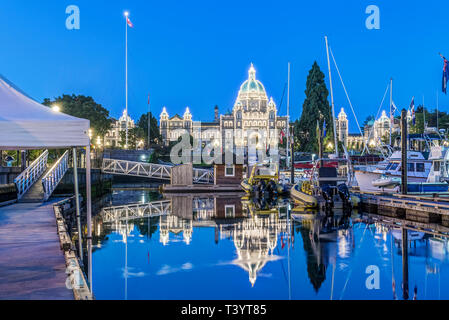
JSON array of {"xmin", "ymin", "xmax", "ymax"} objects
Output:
[
  {"xmin": 249, "ymin": 63, "xmax": 256, "ymax": 80},
  {"xmin": 160, "ymin": 107, "xmax": 169, "ymax": 119}
]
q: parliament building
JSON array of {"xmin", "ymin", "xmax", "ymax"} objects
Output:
[{"xmin": 160, "ymin": 64, "xmax": 289, "ymax": 150}]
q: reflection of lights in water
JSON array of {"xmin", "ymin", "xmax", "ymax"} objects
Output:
[
  {"xmin": 232, "ymin": 214, "xmax": 288, "ymax": 287},
  {"xmin": 337, "ymin": 231, "xmax": 350, "ymax": 259},
  {"xmin": 159, "ymin": 215, "xmax": 193, "ymax": 246}
]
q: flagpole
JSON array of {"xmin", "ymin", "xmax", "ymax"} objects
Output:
[
  {"xmin": 125, "ymin": 11, "xmax": 129, "ymax": 149},
  {"xmin": 148, "ymin": 94, "xmax": 151, "ymax": 150},
  {"xmin": 325, "ymin": 36, "xmax": 338, "ymax": 157},
  {"xmin": 390, "ymin": 78, "xmax": 393, "ymax": 146}
]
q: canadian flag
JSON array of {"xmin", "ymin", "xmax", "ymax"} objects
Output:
[
  {"xmin": 127, "ymin": 17, "xmax": 134, "ymax": 28},
  {"xmin": 280, "ymin": 130, "xmax": 286, "ymax": 144}
]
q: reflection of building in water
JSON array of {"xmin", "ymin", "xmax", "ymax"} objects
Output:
[
  {"xmin": 232, "ymin": 214, "xmax": 288, "ymax": 287},
  {"xmin": 159, "ymin": 215, "xmax": 193, "ymax": 246},
  {"xmin": 114, "ymin": 220, "xmax": 135, "ymax": 244}
]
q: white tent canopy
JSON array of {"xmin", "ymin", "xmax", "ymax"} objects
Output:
[
  {"xmin": 0, "ymin": 74, "xmax": 93, "ymax": 294},
  {"xmin": 0, "ymin": 75, "xmax": 89, "ymax": 150}
]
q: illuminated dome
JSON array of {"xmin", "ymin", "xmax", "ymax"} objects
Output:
[{"xmin": 236, "ymin": 63, "xmax": 268, "ymax": 102}]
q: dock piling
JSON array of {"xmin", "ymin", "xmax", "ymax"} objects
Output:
[{"xmin": 401, "ymin": 109, "xmax": 408, "ymax": 195}]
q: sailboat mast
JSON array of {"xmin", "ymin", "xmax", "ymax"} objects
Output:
[
  {"xmin": 390, "ymin": 78, "xmax": 393, "ymax": 146},
  {"xmin": 437, "ymin": 90, "xmax": 439, "ymax": 131},
  {"xmin": 423, "ymin": 95, "xmax": 426, "ymax": 131},
  {"xmin": 287, "ymin": 62, "xmax": 291, "ymax": 168},
  {"xmin": 325, "ymin": 36, "xmax": 338, "ymax": 157}
]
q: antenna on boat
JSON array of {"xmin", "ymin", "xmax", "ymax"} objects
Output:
[{"xmin": 325, "ymin": 36, "xmax": 339, "ymax": 157}]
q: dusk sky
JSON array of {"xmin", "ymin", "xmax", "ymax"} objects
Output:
[{"xmin": 1, "ymin": 0, "xmax": 448, "ymax": 132}]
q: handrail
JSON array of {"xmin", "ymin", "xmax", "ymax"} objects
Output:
[
  {"xmin": 14, "ymin": 150, "xmax": 49, "ymax": 199},
  {"xmin": 102, "ymin": 158, "xmax": 214, "ymax": 184},
  {"xmin": 42, "ymin": 150, "xmax": 69, "ymax": 201}
]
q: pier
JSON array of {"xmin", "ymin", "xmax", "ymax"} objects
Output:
[
  {"xmin": 0, "ymin": 200, "xmax": 74, "ymax": 300},
  {"xmin": 354, "ymin": 190, "xmax": 449, "ymax": 225}
]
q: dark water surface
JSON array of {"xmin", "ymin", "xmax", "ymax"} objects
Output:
[{"xmin": 92, "ymin": 189, "xmax": 449, "ymax": 300}]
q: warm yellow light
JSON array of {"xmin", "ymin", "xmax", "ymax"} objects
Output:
[
  {"xmin": 88, "ymin": 129, "xmax": 93, "ymax": 139},
  {"xmin": 52, "ymin": 105, "xmax": 60, "ymax": 112},
  {"xmin": 327, "ymin": 142, "xmax": 333, "ymax": 149}
]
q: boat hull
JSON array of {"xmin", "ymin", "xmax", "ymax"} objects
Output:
[
  {"xmin": 290, "ymin": 183, "xmax": 318, "ymax": 208},
  {"xmin": 355, "ymin": 169, "xmax": 428, "ymax": 193}
]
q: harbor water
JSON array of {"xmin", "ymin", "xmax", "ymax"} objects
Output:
[{"xmin": 91, "ymin": 189, "xmax": 449, "ymax": 300}]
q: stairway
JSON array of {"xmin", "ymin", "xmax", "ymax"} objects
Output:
[{"xmin": 19, "ymin": 168, "xmax": 51, "ymax": 203}]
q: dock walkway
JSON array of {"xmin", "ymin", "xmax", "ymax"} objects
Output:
[{"xmin": 0, "ymin": 200, "xmax": 74, "ymax": 300}]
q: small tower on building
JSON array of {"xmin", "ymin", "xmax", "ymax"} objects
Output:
[
  {"xmin": 214, "ymin": 106, "xmax": 219, "ymax": 123},
  {"xmin": 336, "ymin": 108, "xmax": 349, "ymax": 147}
]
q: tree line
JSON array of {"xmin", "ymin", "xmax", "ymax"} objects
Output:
[{"xmin": 43, "ymin": 95, "xmax": 161, "ymax": 149}]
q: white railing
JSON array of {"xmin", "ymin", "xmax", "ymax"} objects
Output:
[
  {"xmin": 42, "ymin": 150, "xmax": 69, "ymax": 201},
  {"xmin": 102, "ymin": 158, "xmax": 172, "ymax": 180},
  {"xmin": 101, "ymin": 200, "xmax": 172, "ymax": 223},
  {"xmin": 102, "ymin": 158, "xmax": 214, "ymax": 184},
  {"xmin": 193, "ymin": 168, "xmax": 214, "ymax": 184},
  {"xmin": 14, "ymin": 150, "xmax": 49, "ymax": 200}
]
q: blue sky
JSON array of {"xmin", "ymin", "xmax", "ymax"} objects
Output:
[{"xmin": 1, "ymin": 0, "xmax": 448, "ymax": 132}]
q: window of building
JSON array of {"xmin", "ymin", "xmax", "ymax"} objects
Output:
[
  {"xmin": 225, "ymin": 165, "xmax": 235, "ymax": 177},
  {"xmin": 225, "ymin": 205, "xmax": 235, "ymax": 218},
  {"xmin": 408, "ymin": 163, "xmax": 415, "ymax": 172},
  {"xmin": 434, "ymin": 161, "xmax": 441, "ymax": 172}
]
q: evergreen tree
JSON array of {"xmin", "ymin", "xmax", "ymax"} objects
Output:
[
  {"xmin": 295, "ymin": 62, "xmax": 333, "ymax": 152},
  {"xmin": 137, "ymin": 112, "xmax": 162, "ymax": 147}
]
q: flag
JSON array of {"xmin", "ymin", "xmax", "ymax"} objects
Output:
[
  {"xmin": 443, "ymin": 56, "xmax": 448, "ymax": 94},
  {"xmin": 391, "ymin": 101, "xmax": 397, "ymax": 122},
  {"xmin": 410, "ymin": 97, "xmax": 415, "ymax": 125},
  {"xmin": 280, "ymin": 129, "xmax": 286, "ymax": 144},
  {"xmin": 323, "ymin": 119, "xmax": 327, "ymax": 137},
  {"xmin": 127, "ymin": 17, "xmax": 134, "ymax": 28}
]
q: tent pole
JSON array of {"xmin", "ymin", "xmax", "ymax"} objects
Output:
[
  {"xmin": 86, "ymin": 144, "xmax": 92, "ymax": 294},
  {"xmin": 73, "ymin": 148, "xmax": 83, "ymax": 264}
]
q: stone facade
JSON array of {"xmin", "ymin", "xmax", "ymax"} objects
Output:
[{"xmin": 160, "ymin": 64, "xmax": 289, "ymax": 150}]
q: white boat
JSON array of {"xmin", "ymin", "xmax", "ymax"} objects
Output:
[{"xmin": 355, "ymin": 150, "xmax": 432, "ymax": 193}]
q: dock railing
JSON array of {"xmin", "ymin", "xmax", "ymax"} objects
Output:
[
  {"xmin": 42, "ymin": 150, "xmax": 69, "ymax": 201},
  {"xmin": 14, "ymin": 150, "xmax": 49, "ymax": 200}
]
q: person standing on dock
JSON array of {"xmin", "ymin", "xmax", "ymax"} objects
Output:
[{"xmin": 440, "ymin": 53, "xmax": 448, "ymax": 94}]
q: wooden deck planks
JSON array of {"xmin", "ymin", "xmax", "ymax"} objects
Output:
[{"xmin": 0, "ymin": 201, "xmax": 74, "ymax": 300}]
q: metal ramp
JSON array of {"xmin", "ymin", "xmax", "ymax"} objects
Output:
[
  {"xmin": 101, "ymin": 158, "xmax": 214, "ymax": 184},
  {"xmin": 16, "ymin": 150, "xmax": 69, "ymax": 203}
]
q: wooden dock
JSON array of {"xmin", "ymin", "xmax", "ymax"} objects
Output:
[
  {"xmin": 0, "ymin": 201, "xmax": 74, "ymax": 300},
  {"xmin": 353, "ymin": 190, "xmax": 449, "ymax": 225}
]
